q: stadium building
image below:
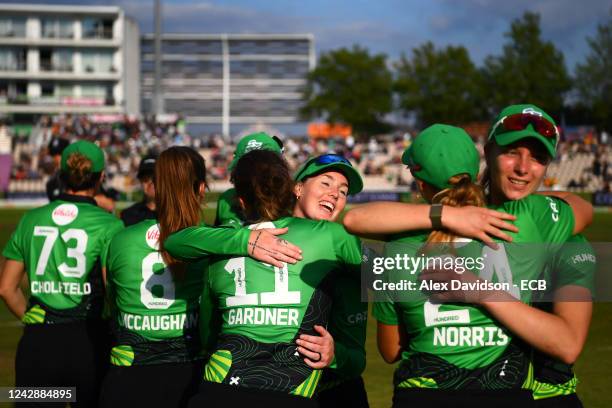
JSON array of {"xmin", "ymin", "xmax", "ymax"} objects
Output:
[
  {"xmin": 140, "ymin": 33, "xmax": 315, "ymax": 137},
  {"xmin": 0, "ymin": 3, "xmax": 140, "ymax": 118}
]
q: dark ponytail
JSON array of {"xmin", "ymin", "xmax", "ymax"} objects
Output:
[{"xmin": 232, "ymin": 150, "xmax": 295, "ymax": 223}]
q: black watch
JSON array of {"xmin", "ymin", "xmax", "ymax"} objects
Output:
[{"xmin": 429, "ymin": 204, "xmax": 443, "ymax": 230}]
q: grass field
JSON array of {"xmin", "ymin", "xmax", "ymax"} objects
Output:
[{"xmin": 0, "ymin": 207, "xmax": 610, "ymax": 407}]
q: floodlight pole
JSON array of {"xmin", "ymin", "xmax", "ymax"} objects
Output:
[{"xmin": 153, "ymin": 0, "xmax": 164, "ymax": 116}]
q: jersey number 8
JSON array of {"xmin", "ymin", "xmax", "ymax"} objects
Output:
[{"xmin": 140, "ymin": 252, "xmax": 175, "ymax": 310}]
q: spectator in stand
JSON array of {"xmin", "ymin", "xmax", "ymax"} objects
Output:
[{"xmin": 593, "ymin": 154, "xmax": 602, "ymax": 177}]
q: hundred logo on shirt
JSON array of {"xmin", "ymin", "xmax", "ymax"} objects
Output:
[{"xmin": 119, "ymin": 311, "xmax": 198, "ymax": 331}]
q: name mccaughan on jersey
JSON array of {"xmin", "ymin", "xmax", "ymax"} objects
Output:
[{"xmin": 118, "ymin": 310, "xmax": 199, "ymax": 332}]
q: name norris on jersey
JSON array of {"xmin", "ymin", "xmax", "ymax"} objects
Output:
[
  {"xmin": 227, "ymin": 307, "xmax": 299, "ymax": 326},
  {"xmin": 120, "ymin": 312, "xmax": 198, "ymax": 331},
  {"xmin": 31, "ymin": 281, "xmax": 91, "ymax": 296},
  {"xmin": 433, "ymin": 326, "xmax": 509, "ymax": 347}
]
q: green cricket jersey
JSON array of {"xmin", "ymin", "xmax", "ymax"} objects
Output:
[
  {"xmin": 170, "ymin": 217, "xmax": 362, "ymax": 398},
  {"xmin": 105, "ymin": 220, "xmax": 253, "ymax": 366},
  {"xmin": 318, "ymin": 274, "xmax": 368, "ymax": 391},
  {"xmin": 373, "ymin": 194, "xmax": 575, "ymax": 390},
  {"xmin": 2, "ymin": 194, "xmax": 124, "ymax": 324},
  {"xmin": 215, "ymin": 188, "xmax": 243, "ymax": 227},
  {"xmin": 214, "ymin": 188, "xmax": 369, "ymax": 387},
  {"xmin": 531, "ymin": 234, "xmax": 595, "ymax": 400}
]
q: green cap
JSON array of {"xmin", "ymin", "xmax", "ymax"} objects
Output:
[
  {"xmin": 294, "ymin": 154, "xmax": 363, "ymax": 195},
  {"xmin": 402, "ymin": 124, "xmax": 480, "ymax": 190},
  {"xmin": 488, "ymin": 104, "xmax": 558, "ymax": 158},
  {"xmin": 229, "ymin": 132, "xmax": 283, "ymax": 170},
  {"xmin": 61, "ymin": 140, "xmax": 105, "ymax": 172}
]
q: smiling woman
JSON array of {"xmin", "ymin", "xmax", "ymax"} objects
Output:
[
  {"xmin": 293, "ymin": 154, "xmax": 362, "ymax": 221},
  {"xmin": 486, "ymin": 139, "xmax": 551, "ymax": 201}
]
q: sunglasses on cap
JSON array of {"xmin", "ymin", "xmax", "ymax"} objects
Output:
[
  {"xmin": 314, "ymin": 154, "xmax": 352, "ymax": 166},
  {"xmin": 489, "ymin": 113, "xmax": 559, "ymax": 140},
  {"xmin": 295, "ymin": 154, "xmax": 352, "ymax": 181}
]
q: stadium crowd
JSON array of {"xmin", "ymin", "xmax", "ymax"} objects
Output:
[{"xmin": 4, "ymin": 114, "xmax": 612, "ymax": 197}]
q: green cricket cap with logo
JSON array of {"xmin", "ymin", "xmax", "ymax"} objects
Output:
[
  {"xmin": 61, "ymin": 140, "xmax": 105, "ymax": 172},
  {"xmin": 229, "ymin": 132, "xmax": 283, "ymax": 170},
  {"xmin": 402, "ymin": 124, "xmax": 480, "ymax": 190},
  {"xmin": 488, "ymin": 104, "xmax": 558, "ymax": 158},
  {"xmin": 294, "ymin": 154, "xmax": 363, "ymax": 195}
]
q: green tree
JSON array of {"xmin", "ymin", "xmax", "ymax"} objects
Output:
[
  {"xmin": 482, "ymin": 12, "xmax": 571, "ymax": 115},
  {"xmin": 301, "ymin": 45, "xmax": 393, "ymax": 136},
  {"xmin": 395, "ymin": 42, "xmax": 486, "ymax": 126},
  {"xmin": 575, "ymin": 13, "xmax": 612, "ymax": 131}
]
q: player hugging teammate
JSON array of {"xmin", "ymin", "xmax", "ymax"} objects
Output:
[
  {"xmin": 344, "ymin": 105, "xmax": 594, "ymax": 408},
  {"xmin": 0, "ymin": 106, "xmax": 595, "ymax": 408}
]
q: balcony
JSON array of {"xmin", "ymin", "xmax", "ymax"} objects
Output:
[
  {"xmin": 41, "ymin": 30, "xmax": 74, "ymax": 40},
  {"xmin": 0, "ymin": 27, "xmax": 26, "ymax": 39},
  {"xmin": 0, "ymin": 60, "xmax": 26, "ymax": 71},
  {"xmin": 83, "ymin": 28, "xmax": 114, "ymax": 40},
  {"xmin": 0, "ymin": 94, "xmax": 122, "ymax": 114},
  {"xmin": 40, "ymin": 61, "xmax": 73, "ymax": 73}
]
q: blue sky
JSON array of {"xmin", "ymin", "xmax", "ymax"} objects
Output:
[{"xmin": 6, "ymin": 0, "xmax": 611, "ymax": 71}]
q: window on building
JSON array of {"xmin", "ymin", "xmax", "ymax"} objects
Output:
[
  {"xmin": 81, "ymin": 84, "xmax": 105, "ymax": 97},
  {"xmin": 56, "ymin": 83, "xmax": 73, "ymax": 97},
  {"xmin": 0, "ymin": 80, "xmax": 8, "ymax": 100},
  {"xmin": 41, "ymin": 18, "xmax": 74, "ymax": 39},
  {"xmin": 81, "ymin": 83, "xmax": 113, "ymax": 105},
  {"xmin": 7, "ymin": 81, "xmax": 28, "ymax": 103},
  {"xmin": 82, "ymin": 18, "xmax": 114, "ymax": 39},
  {"xmin": 40, "ymin": 48, "xmax": 73, "ymax": 72},
  {"xmin": 0, "ymin": 17, "xmax": 26, "ymax": 38},
  {"xmin": 0, "ymin": 48, "xmax": 26, "ymax": 71},
  {"xmin": 81, "ymin": 50, "xmax": 114, "ymax": 73},
  {"xmin": 40, "ymin": 81, "xmax": 54, "ymax": 97}
]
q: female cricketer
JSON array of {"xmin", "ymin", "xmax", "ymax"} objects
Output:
[
  {"xmin": 0, "ymin": 140, "xmax": 124, "ymax": 407},
  {"xmin": 164, "ymin": 150, "xmax": 362, "ymax": 407},
  {"xmin": 344, "ymin": 109, "xmax": 593, "ymax": 407},
  {"xmin": 100, "ymin": 146, "xmax": 304, "ymax": 407}
]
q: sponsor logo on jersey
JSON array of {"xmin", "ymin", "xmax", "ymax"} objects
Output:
[
  {"xmin": 571, "ymin": 253, "xmax": 596, "ymax": 264},
  {"xmin": 347, "ymin": 311, "xmax": 368, "ymax": 325},
  {"xmin": 145, "ymin": 224, "xmax": 160, "ymax": 250},
  {"xmin": 545, "ymin": 197, "xmax": 560, "ymax": 222},
  {"xmin": 522, "ymin": 107, "xmax": 543, "ymax": 117},
  {"xmin": 52, "ymin": 203, "xmax": 79, "ymax": 226}
]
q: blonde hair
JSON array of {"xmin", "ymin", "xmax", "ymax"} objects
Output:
[{"xmin": 426, "ymin": 173, "xmax": 486, "ymax": 244}]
